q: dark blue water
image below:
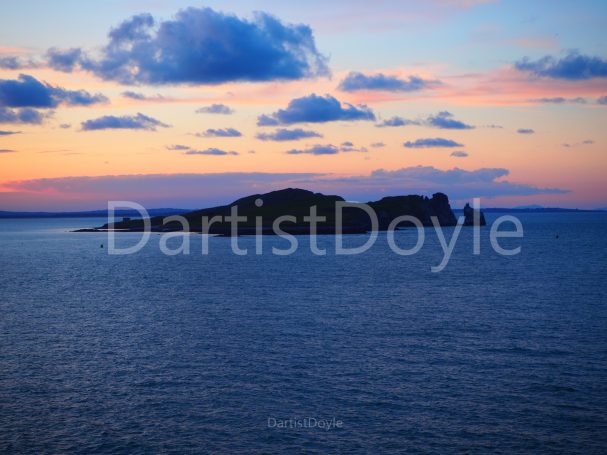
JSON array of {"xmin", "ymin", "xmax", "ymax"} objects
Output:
[{"xmin": 1, "ymin": 214, "xmax": 606, "ymax": 454}]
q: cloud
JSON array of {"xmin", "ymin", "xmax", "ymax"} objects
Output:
[
  {"xmin": 370, "ymin": 142, "xmax": 385, "ymax": 148},
  {"xmin": 0, "ymin": 149, "xmax": 16, "ymax": 153},
  {"xmin": 196, "ymin": 104, "xmax": 235, "ymax": 115},
  {"xmin": 338, "ymin": 72, "xmax": 440, "ymax": 92},
  {"xmin": 286, "ymin": 142, "xmax": 367, "ymax": 155},
  {"xmin": 515, "ymin": 51, "xmax": 607, "ymax": 80},
  {"xmin": 315, "ymin": 166, "xmax": 568, "ymax": 201},
  {"xmin": 426, "ymin": 111, "xmax": 474, "ymax": 129},
  {"xmin": 376, "ymin": 116, "xmax": 419, "ymax": 127},
  {"xmin": 450, "ymin": 151, "xmax": 468, "ymax": 157},
  {"xmin": 166, "ymin": 144, "xmax": 239, "ymax": 155},
  {"xmin": 59, "ymin": 123, "xmax": 71, "ymax": 129},
  {"xmin": 563, "ymin": 140, "xmax": 595, "ymax": 148},
  {"xmin": 122, "ymin": 91, "xmax": 165, "ymax": 101},
  {"xmin": 81, "ymin": 113, "xmax": 169, "ymax": 131},
  {"xmin": 287, "ymin": 144, "xmax": 339, "ymax": 155},
  {"xmin": 57, "ymin": 7, "xmax": 329, "ymax": 85},
  {"xmin": 199, "ymin": 128, "xmax": 242, "ymax": 138},
  {"xmin": 46, "ymin": 48, "xmax": 83, "ymax": 72},
  {"xmin": 0, "ymin": 107, "xmax": 47, "ymax": 124},
  {"xmin": 517, "ymin": 128, "xmax": 535, "ymax": 134},
  {"xmin": 598, "ymin": 96, "xmax": 607, "ymax": 105},
  {"xmin": 0, "ymin": 130, "xmax": 20, "ymax": 136},
  {"xmin": 0, "ymin": 172, "xmax": 323, "ymax": 210},
  {"xmin": 0, "ymin": 74, "xmax": 107, "ymax": 108},
  {"xmin": 376, "ymin": 112, "xmax": 473, "ymax": 129},
  {"xmin": 0, "ymin": 56, "xmax": 38, "ymax": 70},
  {"xmin": 256, "ymin": 128, "xmax": 322, "ymax": 141},
  {"xmin": 530, "ymin": 96, "xmax": 587, "ymax": 104},
  {"xmin": 185, "ymin": 148, "xmax": 239, "ymax": 156},
  {"xmin": 258, "ymin": 93, "xmax": 375, "ymax": 125},
  {"xmin": 122, "ymin": 91, "xmax": 147, "ymax": 100},
  {"xmin": 404, "ymin": 138, "xmax": 463, "ymax": 148},
  {"xmin": 1, "ymin": 167, "xmax": 567, "ymax": 210},
  {"xmin": 339, "ymin": 141, "xmax": 367, "ymax": 152},
  {"xmin": 166, "ymin": 144, "xmax": 191, "ymax": 151},
  {"xmin": 0, "ymin": 57, "xmax": 23, "ymax": 70}
]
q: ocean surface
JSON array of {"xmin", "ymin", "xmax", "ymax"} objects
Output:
[{"xmin": 1, "ymin": 213, "xmax": 606, "ymax": 454}]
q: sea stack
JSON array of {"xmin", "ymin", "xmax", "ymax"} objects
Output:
[{"xmin": 463, "ymin": 203, "xmax": 486, "ymax": 226}]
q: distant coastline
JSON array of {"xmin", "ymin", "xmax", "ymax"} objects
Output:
[
  {"xmin": 1, "ymin": 207, "xmax": 603, "ymax": 219},
  {"xmin": 0, "ymin": 209, "xmax": 189, "ymax": 219}
]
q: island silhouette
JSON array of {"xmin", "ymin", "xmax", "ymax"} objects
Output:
[{"xmin": 77, "ymin": 188, "xmax": 486, "ymax": 235}]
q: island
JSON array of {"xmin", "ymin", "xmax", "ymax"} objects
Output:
[{"xmin": 75, "ymin": 188, "xmax": 486, "ymax": 235}]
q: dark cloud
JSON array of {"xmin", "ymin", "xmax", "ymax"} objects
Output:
[
  {"xmin": 370, "ymin": 142, "xmax": 385, "ymax": 148},
  {"xmin": 0, "ymin": 149, "xmax": 17, "ymax": 153},
  {"xmin": 196, "ymin": 104, "xmax": 234, "ymax": 115},
  {"xmin": 185, "ymin": 148, "xmax": 239, "ymax": 156},
  {"xmin": 598, "ymin": 96, "xmax": 607, "ymax": 105},
  {"xmin": 0, "ymin": 74, "xmax": 107, "ymax": 108},
  {"xmin": 517, "ymin": 128, "xmax": 535, "ymax": 134},
  {"xmin": 450, "ymin": 151, "xmax": 468, "ymax": 157},
  {"xmin": 0, "ymin": 130, "xmax": 20, "ymax": 136},
  {"xmin": 403, "ymin": 138, "xmax": 463, "ymax": 148},
  {"xmin": 256, "ymin": 128, "xmax": 322, "ymax": 141},
  {"xmin": 376, "ymin": 116, "xmax": 419, "ymax": 127},
  {"xmin": 59, "ymin": 123, "xmax": 71, "ymax": 129},
  {"xmin": 258, "ymin": 94, "xmax": 375, "ymax": 126},
  {"xmin": 0, "ymin": 107, "xmax": 47, "ymax": 124},
  {"xmin": 81, "ymin": 113, "xmax": 169, "ymax": 131},
  {"xmin": 338, "ymin": 72, "xmax": 439, "ymax": 92},
  {"xmin": 46, "ymin": 48, "xmax": 83, "ymax": 72},
  {"xmin": 200, "ymin": 128, "xmax": 242, "ymax": 138},
  {"xmin": 57, "ymin": 7, "xmax": 329, "ymax": 85},
  {"xmin": 426, "ymin": 111, "xmax": 474, "ymax": 129},
  {"xmin": 530, "ymin": 96, "xmax": 586, "ymax": 104},
  {"xmin": 515, "ymin": 51, "xmax": 607, "ymax": 80}
]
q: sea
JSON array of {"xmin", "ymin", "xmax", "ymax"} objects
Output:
[{"xmin": 1, "ymin": 213, "xmax": 606, "ymax": 454}]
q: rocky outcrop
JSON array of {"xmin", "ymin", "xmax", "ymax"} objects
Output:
[
  {"xmin": 463, "ymin": 203, "xmax": 487, "ymax": 226},
  {"xmin": 368, "ymin": 192, "xmax": 457, "ymax": 229}
]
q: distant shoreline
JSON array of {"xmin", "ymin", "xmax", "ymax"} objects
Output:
[{"xmin": 1, "ymin": 207, "xmax": 604, "ymax": 219}]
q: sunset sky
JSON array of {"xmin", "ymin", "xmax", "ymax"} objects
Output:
[{"xmin": 1, "ymin": 0, "xmax": 606, "ymax": 210}]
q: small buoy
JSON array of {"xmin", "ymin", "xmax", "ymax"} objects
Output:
[
  {"xmin": 100, "ymin": 244, "xmax": 104, "ymax": 248},
  {"xmin": 555, "ymin": 234, "xmax": 559, "ymax": 239}
]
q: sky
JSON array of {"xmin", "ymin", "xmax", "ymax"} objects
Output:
[{"xmin": 0, "ymin": 0, "xmax": 606, "ymax": 210}]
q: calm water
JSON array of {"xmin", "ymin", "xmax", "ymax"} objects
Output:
[{"xmin": 1, "ymin": 214, "xmax": 606, "ymax": 454}]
